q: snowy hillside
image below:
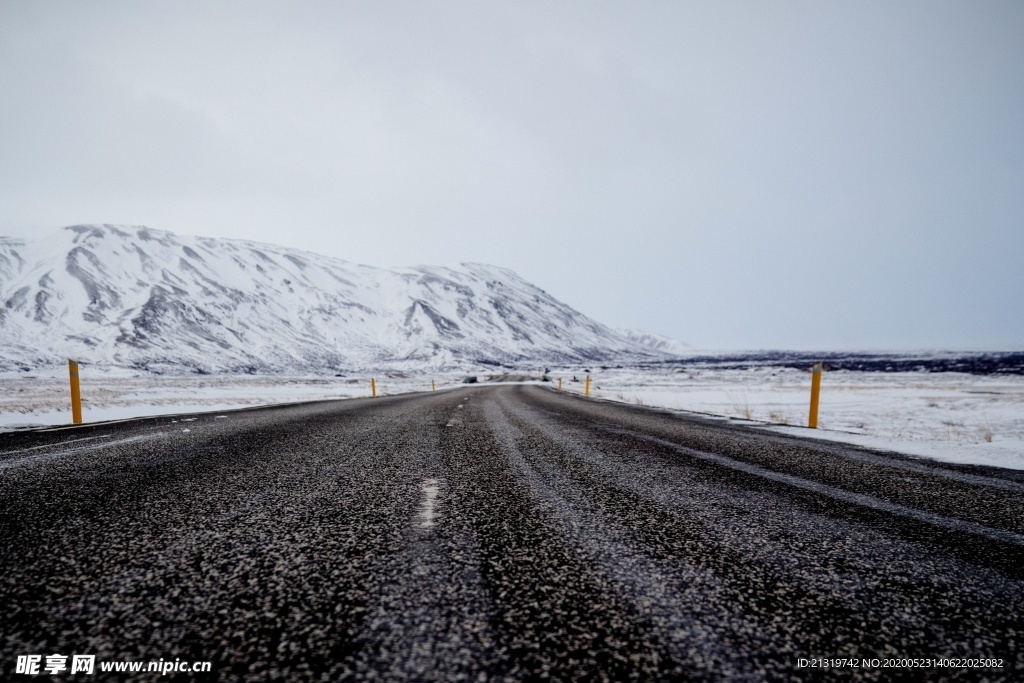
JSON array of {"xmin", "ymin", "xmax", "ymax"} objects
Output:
[
  {"xmin": 616, "ymin": 328, "xmax": 692, "ymax": 356},
  {"xmin": 0, "ymin": 225, "xmax": 677, "ymax": 373}
]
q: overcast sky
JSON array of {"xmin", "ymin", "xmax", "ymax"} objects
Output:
[{"xmin": 1, "ymin": 1, "xmax": 1022, "ymax": 350}]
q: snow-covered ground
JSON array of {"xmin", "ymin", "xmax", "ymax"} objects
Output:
[
  {"xmin": 2, "ymin": 364, "xmax": 1022, "ymax": 471},
  {"xmin": 573, "ymin": 366, "xmax": 1024, "ymax": 471},
  {"xmin": 0, "ymin": 367, "xmax": 474, "ymax": 430}
]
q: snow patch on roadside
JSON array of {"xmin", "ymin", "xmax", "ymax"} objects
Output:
[
  {"xmin": 547, "ymin": 366, "xmax": 1024, "ymax": 471},
  {"xmin": 0, "ymin": 368, "xmax": 475, "ymax": 430}
]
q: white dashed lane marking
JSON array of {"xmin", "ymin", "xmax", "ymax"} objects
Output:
[{"xmin": 418, "ymin": 478, "xmax": 441, "ymax": 528}]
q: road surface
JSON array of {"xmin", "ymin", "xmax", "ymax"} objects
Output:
[{"xmin": 2, "ymin": 384, "xmax": 1023, "ymax": 680}]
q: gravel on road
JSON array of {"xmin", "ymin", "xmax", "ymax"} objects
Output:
[{"xmin": 2, "ymin": 384, "xmax": 1022, "ymax": 681}]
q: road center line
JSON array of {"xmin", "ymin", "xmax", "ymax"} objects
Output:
[{"xmin": 417, "ymin": 478, "xmax": 441, "ymax": 528}]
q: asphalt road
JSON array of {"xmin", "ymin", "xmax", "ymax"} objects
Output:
[{"xmin": 2, "ymin": 384, "xmax": 1023, "ymax": 681}]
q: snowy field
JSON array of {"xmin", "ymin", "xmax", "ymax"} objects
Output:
[
  {"xmin": 572, "ymin": 365, "xmax": 1024, "ymax": 471},
  {"xmin": 2, "ymin": 364, "xmax": 1023, "ymax": 471},
  {"xmin": 0, "ymin": 367, "xmax": 466, "ymax": 430}
]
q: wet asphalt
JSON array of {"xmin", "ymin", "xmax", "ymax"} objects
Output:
[{"xmin": 1, "ymin": 384, "xmax": 1023, "ymax": 681}]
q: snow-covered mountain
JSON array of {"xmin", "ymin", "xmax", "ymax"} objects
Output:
[
  {"xmin": 616, "ymin": 328, "xmax": 692, "ymax": 356},
  {"xmin": 0, "ymin": 225, "xmax": 679, "ymax": 373}
]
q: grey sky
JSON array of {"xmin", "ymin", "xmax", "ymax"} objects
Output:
[{"xmin": 2, "ymin": 1, "xmax": 1022, "ymax": 350}]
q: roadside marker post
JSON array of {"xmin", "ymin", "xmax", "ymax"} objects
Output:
[
  {"xmin": 558, "ymin": 378, "xmax": 562, "ymax": 390},
  {"xmin": 68, "ymin": 359, "xmax": 82, "ymax": 425},
  {"xmin": 371, "ymin": 378, "xmax": 377, "ymax": 398},
  {"xmin": 432, "ymin": 379, "xmax": 435, "ymax": 391},
  {"xmin": 584, "ymin": 375, "xmax": 591, "ymax": 396},
  {"xmin": 808, "ymin": 362, "xmax": 823, "ymax": 428}
]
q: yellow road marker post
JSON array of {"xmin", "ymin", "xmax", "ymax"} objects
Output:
[
  {"xmin": 68, "ymin": 359, "xmax": 82, "ymax": 425},
  {"xmin": 584, "ymin": 375, "xmax": 591, "ymax": 396},
  {"xmin": 558, "ymin": 378, "xmax": 562, "ymax": 390},
  {"xmin": 371, "ymin": 378, "xmax": 377, "ymax": 398},
  {"xmin": 808, "ymin": 362, "xmax": 823, "ymax": 428},
  {"xmin": 432, "ymin": 379, "xmax": 436, "ymax": 391}
]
